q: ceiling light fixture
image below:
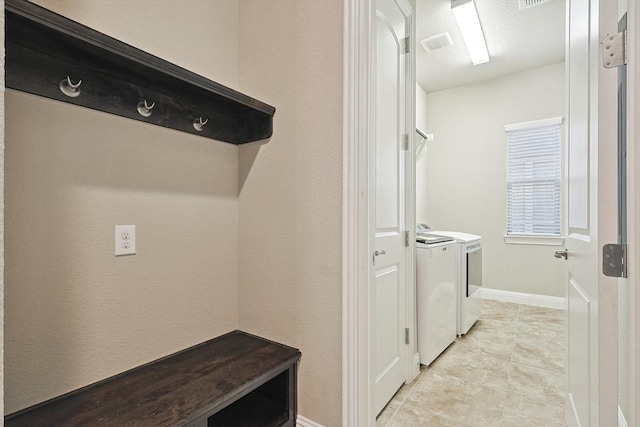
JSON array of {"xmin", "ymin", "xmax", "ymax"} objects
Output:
[{"xmin": 451, "ymin": 0, "xmax": 490, "ymax": 65}]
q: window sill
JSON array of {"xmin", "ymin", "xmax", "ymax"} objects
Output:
[{"xmin": 503, "ymin": 235, "xmax": 565, "ymax": 246}]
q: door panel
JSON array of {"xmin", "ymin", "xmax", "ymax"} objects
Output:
[
  {"xmin": 566, "ymin": 1, "xmax": 620, "ymax": 426},
  {"xmin": 567, "ymin": 0, "xmax": 590, "ymax": 230},
  {"xmin": 566, "ymin": 2, "xmax": 593, "ymax": 422},
  {"xmin": 567, "ymin": 276, "xmax": 591, "ymax": 424},
  {"xmin": 375, "ymin": 265, "xmax": 400, "ymax": 375},
  {"xmin": 373, "ymin": 0, "xmax": 407, "ymax": 416},
  {"xmin": 375, "ymin": 14, "xmax": 400, "ymax": 231}
]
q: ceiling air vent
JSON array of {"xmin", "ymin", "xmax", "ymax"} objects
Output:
[
  {"xmin": 420, "ymin": 32, "xmax": 454, "ymax": 53},
  {"xmin": 518, "ymin": 0, "xmax": 551, "ymax": 10}
]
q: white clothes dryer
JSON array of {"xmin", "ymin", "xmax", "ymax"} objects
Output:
[{"xmin": 427, "ymin": 231, "xmax": 482, "ymax": 336}]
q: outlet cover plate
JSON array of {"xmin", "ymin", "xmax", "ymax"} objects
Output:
[{"xmin": 115, "ymin": 225, "xmax": 136, "ymax": 256}]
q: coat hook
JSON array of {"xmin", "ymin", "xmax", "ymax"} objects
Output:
[
  {"xmin": 59, "ymin": 76, "xmax": 82, "ymax": 98},
  {"xmin": 192, "ymin": 117, "xmax": 209, "ymax": 132},
  {"xmin": 137, "ymin": 100, "xmax": 155, "ymax": 117}
]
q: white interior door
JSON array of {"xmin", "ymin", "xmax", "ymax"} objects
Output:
[
  {"xmin": 565, "ymin": 0, "xmax": 620, "ymax": 425},
  {"xmin": 619, "ymin": 1, "xmax": 640, "ymax": 426},
  {"xmin": 623, "ymin": 2, "xmax": 639, "ymax": 425},
  {"xmin": 372, "ymin": 0, "xmax": 408, "ymax": 416}
]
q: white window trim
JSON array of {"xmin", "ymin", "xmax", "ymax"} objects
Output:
[
  {"xmin": 504, "ymin": 116, "xmax": 563, "ymax": 132},
  {"xmin": 504, "ymin": 116, "xmax": 564, "ymax": 242},
  {"xmin": 503, "ymin": 234, "xmax": 565, "ymax": 246}
]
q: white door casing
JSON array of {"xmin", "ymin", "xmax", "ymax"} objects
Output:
[
  {"xmin": 343, "ymin": 0, "xmax": 633, "ymax": 425},
  {"xmin": 342, "ymin": 0, "xmax": 416, "ymax": 424},
  {"xmin": 372, "ymin": 0, "xmax": 409, "ymax": 416},
  {"xmin": 565, "ymin": 0, "xmax": 620, "ymax": 426},
  {"xmin": 624, "ymin": 1, "xmax": 639, "ymax": 425}
]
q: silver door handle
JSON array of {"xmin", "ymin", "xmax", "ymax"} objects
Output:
[
  {"xmin": 554, "ymin": 249, "xmax": 568, "ymax": 260},
  {"xmin": 372, "ymin": 250, "xmax": 386, "ymax": 265}
]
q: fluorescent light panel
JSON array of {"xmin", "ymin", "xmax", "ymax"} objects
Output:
[{"xmin": 451, "ymin": 0, "xmax": 490, "ymax": 65}]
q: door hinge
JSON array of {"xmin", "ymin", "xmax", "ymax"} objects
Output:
[
  {"xmin": 402, "ymin": 134, "xmax": 409, "ymax": 150},
  {"xmin": 603, "ymin": 243, "xmax": 627, "ymax": 278},
  {"xmin": 403, "ymin": 37, "xmax": 410, "ymax": 54},
  {"xmin": 405, "ymin": 231, "xmax": 409, "ymax": 247},
  {"xmin": 602, "ymin": 31, "xmax": 627, "ymax": 68},
  {"xmin": 405, "ymin": 328, "xmax": 410, "ymax": 345}
]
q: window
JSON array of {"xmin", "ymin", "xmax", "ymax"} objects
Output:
[{"xmin": 505, "ymin": 117, "xmax": 562, "ymax": 240}]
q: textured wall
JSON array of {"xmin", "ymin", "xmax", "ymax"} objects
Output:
[
  {"xmin": 418, "ymin": 62, "xmax": 566, "ymax": 297},
  {"xmin": 5, "ymin": 0, "xmax": 240, "ymax": 413},
  {"xmin": 0, "ymin": 0, "xmax": 5, "ymax": 420},
  {"xmin": 237, "ymin": 0, "xmax": 344, "ymax": 425},
  {"xmin": 416, "ymin": 83, "xmax": 429, "ymax": 224},
  {"xmin": 28, "ymin": 0, "xmax": 240, "ymax": 89}
]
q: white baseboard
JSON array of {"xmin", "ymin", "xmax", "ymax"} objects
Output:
[
  {"xmin": 411, "ymin": 352, "xmax": 421, "ymax": 381},
  {"xmin": 480, "ymin": 288, "xmax": 565, "ymax": 310},
  {"xmin": 297, "ymin": 415, "xmax": 325, "ymax": 427},
  {"xmin": 619, "ymin": 406, "xmax": 628, "ymax": 427}
]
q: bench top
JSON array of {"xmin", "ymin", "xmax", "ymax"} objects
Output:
[{"xmin": 5, "ymin": 331, "xmax": 301, "ymax": 427}]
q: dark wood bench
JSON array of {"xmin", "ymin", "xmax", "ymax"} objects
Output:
[{"xmin": 5, "ymin": 331, "xmax": 301, "ymax": 426}]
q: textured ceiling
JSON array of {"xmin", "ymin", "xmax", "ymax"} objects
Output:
[{"xmin": 416, "ymin": 0, "xmax": 566, "ymax": 93}]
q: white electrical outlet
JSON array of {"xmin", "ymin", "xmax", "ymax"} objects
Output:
[{"xmin": 115, "ymin": 225, "xmax": 136, "ymax": 256}]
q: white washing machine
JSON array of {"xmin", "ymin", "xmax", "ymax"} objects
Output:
[
  {"xmin": 416, "ymin": 238, "xmax": 457, "ymax": 366},
  {"xmin": 427, "ymin": 231, "xmax": 483, "ymax": 336}
]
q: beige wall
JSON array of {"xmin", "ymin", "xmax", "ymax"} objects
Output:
[
  {"xmin": 28, "ymin": 0, "xmax": 240, "ymax": 89},
  {"xmin": 237, "ymin": 1, "xmax": 343, "ymax": 425},
  {"xmin": 417, "ymin": 63, "xmax": 566, "ymax": 297},
  {"xmin": 1, "ymin": 0, "xmax": 5, "ymax": 420},
  {"xmin": 5, "ymin": 0, "xmax": 240, "ymax": 413},
  {"xmin": 5, "ymin": 1, "xmax": 343, "ymax": 424}
]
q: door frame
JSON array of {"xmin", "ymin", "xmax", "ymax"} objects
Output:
[
  {"xmin": 344, "ymin": 0, "xmax": 640, "ymax": 426},
  {"xmin": 342, "ymin": 0, "xmax": 418, "ymax": 425},
  {"xmin": 627, "ymin": 2, "xmax": 640, "ymax": 425}
]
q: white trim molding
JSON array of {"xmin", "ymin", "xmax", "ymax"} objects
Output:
[
  {"xmin": 297, "ymin": 415, "xmax": 325, "ymax": 427},
  {"xmin": 395, "ymin": 0, "xmax": 412, "ymax": 16},
  {"xmin": 403, "ymin": 2, "xmax": 420, "ymax": 385},
  {"xmin": 342, "ymin": 0, "xmax": 416, "ymax": 425},
  {"xmin": 504, "ymin": 116, "xmax": 564, "ymax": 132},
  {"xmin": 413, "ymin": 352, "xmax": 420, "ymax": 369},
  {"xmin": 618, "ymin": 406, "xmax": 628, "ymax": 427},
  {"xmin": 342, "ymin": 0, "xmax": 374, "ymax": 426},
  {"xmin": 480, "ymin": 287, "xmax": 566, "ymax": 310},
  {"xmin": 503, "ymin": 235, "xmax": 565, "ymax": 246}
]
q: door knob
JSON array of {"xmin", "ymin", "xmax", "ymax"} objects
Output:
[{"xmin": 554, "ymin": 249, "xmax": 568, "ymax": 260}]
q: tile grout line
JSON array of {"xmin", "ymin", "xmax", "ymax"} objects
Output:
[
  {"xmin": 383, "ymin": 369, "xmax": 423, "ymax": 426},
  {"xmin": 383, "ymin": 401, "xmax": 401, "ymax": 427},
  {"xmin": 383, "ymin": 300, "xmax": 566, "ymax": 426}
]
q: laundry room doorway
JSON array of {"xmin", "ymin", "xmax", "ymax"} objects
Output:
[
  {"xmin": 345, "ymin": 0, "xmax": 638, "ymax": 426},
  {"xmin": 411, "ymin": 0, "xmax": 637, "ymax": 426}
]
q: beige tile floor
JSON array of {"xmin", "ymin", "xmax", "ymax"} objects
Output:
[{"xmin": 377, "ymin": 300, "xmax": 566, "ymax": 427}]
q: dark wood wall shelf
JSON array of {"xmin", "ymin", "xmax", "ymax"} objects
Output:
[
  {"xmin": 5, "ymin": 331, "xmax": 300, "ymax": 427},
  {"xmin": 5, "ymin": 0, "xmax": 275, "ymax": 145}
]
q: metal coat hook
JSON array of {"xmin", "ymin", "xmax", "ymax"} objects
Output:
[
  {"xmin": 59, "ymin": 76, "xmax": 82, "ymax": 98},
  {"xmin": 192, "ymin": 117, "xmax": 208, "ymax": 132},
  {"xmin": 137, "ymin": 100, "xmax": 155, "ymax": 117}
]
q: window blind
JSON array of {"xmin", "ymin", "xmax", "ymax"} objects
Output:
[{"xmin": 505, "ymin": 120, "xmax": 562, "ymax": 236}]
